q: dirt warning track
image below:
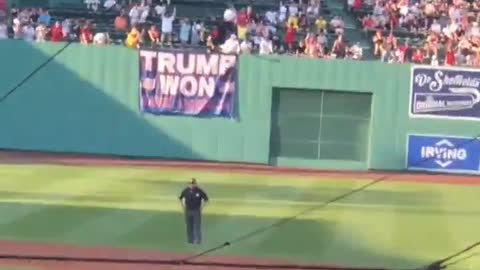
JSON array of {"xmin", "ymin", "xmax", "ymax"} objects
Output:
[{"xmin": 0, "ymin": 241, "xmax": 375, "ymax": 270}]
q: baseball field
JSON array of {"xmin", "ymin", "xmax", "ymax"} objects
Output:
[{"xmin": 0, "ymin": 152, "xmax": 478, "ymax": 270}]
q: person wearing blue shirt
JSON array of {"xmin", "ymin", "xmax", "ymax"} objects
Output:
[
  {"xmin": 179, "ymin": 18, "xmax": 191, "ymax": 45},
  {"xmin": 37, "ymin": 10, "xmax": 51, "ymax": 26},
  {"xmin": 179, "ymin": 178, "xmax": 209, "ymax": 244}
]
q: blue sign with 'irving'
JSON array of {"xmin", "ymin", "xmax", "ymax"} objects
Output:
[
  {"xmin": 407, "ymin": 135, "xmax": 480, "ymax": 174},
  {"xmin": 410, "ymin": 66, "xmax": 480, "ymax": 121}
]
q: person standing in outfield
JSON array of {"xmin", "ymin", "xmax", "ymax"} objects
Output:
[{"xmin": 179, "ymin": 178, "xmax": 209, "ymax": 244}]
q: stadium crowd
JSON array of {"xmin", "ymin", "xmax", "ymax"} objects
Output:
[
  {"xmin": 353, "ymin": 0, "xmax": 480, "ymax": 66},
  {"xmin": 0, "ymin": 0, "xmax": 479, "ymax": 66},
  {"xmin": 0, "ymin": 6, "xmax": 111, "ymax": 44},
  {"xmin": 0, "ymin": 0, "xmax": 362, "ymax": 59}
]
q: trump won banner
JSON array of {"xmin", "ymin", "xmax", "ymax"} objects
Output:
[
  {"xmin": 410, "ymin": 66, "xmax": 480, "ymax": 121},
  {"xmin": 139, "ymin": 49, "xmax": 238, "ymax": 118}
]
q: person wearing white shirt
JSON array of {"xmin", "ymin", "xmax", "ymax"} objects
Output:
[
  {"xmin": 240, "ymin": 39, "xmax": 252, "ymax": 54},
  {"xmin": 373, "ymin": 3, "xmax": 385, "ymax": 17},
  {"xmin": 93, "ymin": 32, "xmax": 110, "ymax": 45},
  {"xmin": 35, "ymin": 23, "xmax": 47, "ymax": 42},
  {"xmin": 317, "ymin": 32, "xmax": 328, "ymax": 47},
  {"xmin": 451, "ymin": 7, "xmax": 462, "ymax": 24},
  {"xmin": 409, "ymin": 3, "xmax": 421, "ymax": 16},
  {"xmin": 307, "ymin": 2, "xmax": 320, "ymax": 17},
  {"xmin": 22, "ymin": 24, "xmax": 35, "ymax": 42},
  {"xmin": 265, "ymin": 10, "xmax": 277, "ymax": 25},
  {"xmin": 161, "ymin": 7, "xmax": 176, "ymax": 45},
  {"xmin": 330, "ymin": 16, "xmax": 344, "ymax": 28},
  {"xmin": 104, "ymin": 0, "xmax": 116, "ymax": 10},
  {"xmin": 13, "ymin": 18, "xmax": 22, "ymax": 39},
  {"xmin": 139, "ymin": 6, "xmax": 150, "ymax": 24},
  {"xmin": 0, "ymin": 21, "xmax": 7, "ymax": 39},
  {"xmin": 347, "ymin": 0, "xmax": 355, "ymax": 11},
  {"xmin": 288, "ymin": 2, "xmax": 298, "ymax": 17},
  {"xmin": 399, "ymin": 5, "xmax": 408, "ymax": 16},
  {"xmin": 85, "ymin": 0, "xmax": 100, "ymax": 12},
  {"xmin": 330, "ymin": 16, "xmax": 344, "ymax": 35},
  {"xmin": 155, "ymin": 0, "xmax": 170, "ymax": 16},
  {"xmin": 430, "ymin": 19, "xmax": 441, "ymax": 34},
  {"xmin": 431, "ymin": 54, "xmax": 439, "ymax": 66},
  {"xmin": 279, "ymin": 2, "xmax": 287, "ymax": 22},
  {"xmin": 221, "ymin": 34, "xmax": 240, "ymax": 54},
  {"xmin": 129, "ymin": 4, "xmax": 141, "ymax": 26},
  {"xmin": 223, "ymin": 5, "xmax": 237, "ymax": 23},
  {"xmin": 469, "ymin": 22, "xmax": 480, "ymax": 38},
  {"xmin": 190, "ymin": 22, "xmax": 203, "ymax": 45},
  {"xmin": 443, "ymin": 22, "xmax": 458, "ymax": 39},
  {"xmin": 350, "ymin": 43, "xmax": 363, "ymax": 60},
  {"xmin": 155, "ymin": 4, "xmax": 166, "ymax": 16},
  {"xmin": 259, "ymin": 36, "xmax": 273, "ymax": 55},
  {"xmin": 62, "ymin": 19, "xmax": 72, "ymax": 40}
]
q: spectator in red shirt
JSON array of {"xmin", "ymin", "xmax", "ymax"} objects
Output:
[
  {"xmin": 386, "ymin": 32, "xmax": 397, "ymax": 50},
  {"xmin": 237, "ymin": 8, "xmax": 248, "ymax": 27},
  {"xmin": 210, "ymin": 25, "xmax": 220, "ymax": 46},
  {"xmin": 236, "ymin": 8, "xmax": 248, "ymax": 40},
  {"xmin": 353, "ymin": 0, "xmax": 361, "ymax": 10},
  {"xmin": 445, "ymin": 47, "xmax": 456, "ymax": 66},
  {"xmin": 396, "ymin": 41, "xmax": 409, "ymax": 63},
  {"xmin": 285, "ymin": 22, "xmax": 296, "ymax": 50},
  {"xmin": 80, "ymin": 23, "xmax": 93, "ymax": 44},
  {"xmin": 412, "ymin": 48, "xmax": 425, "ymax": 64},
  {"xmin": 305, "ymin": 33, "xmax": 319, "ymax": 58},
  {"xmin": 388, "ymin": 13, "xmax": 399, "ymax": 29},
  {"xmin": 50, "ymin": 21, "xmax": 63, "ymax": 42},
  {"xmin": 362, "ymin": 15, "xmax": 375, "ymax": 30},
  {"xmin": 148, "ymin": 25, "xmax": 160, "ymax": 45}
]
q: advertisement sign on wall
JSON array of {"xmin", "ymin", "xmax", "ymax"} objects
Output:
[
  {"xmin": 407, "ymin": 134, "xmax": 480, "ymax": 174},
  {"xmin": 139, "ymin": 49, "xmax": 237, "ymax": 118},
  {"xmin": 410, "ymin": 66, "xmax": 480, "ymax": 121}
]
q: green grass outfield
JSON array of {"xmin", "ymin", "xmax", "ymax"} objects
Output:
[{"xmin": 0, "ymin": 164, "xmax": 478, "ymax": 270}]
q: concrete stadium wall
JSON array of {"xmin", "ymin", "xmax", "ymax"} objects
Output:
[{"xmin": 0, "ymin": 40, "xmax": 475, "ymax": 170}]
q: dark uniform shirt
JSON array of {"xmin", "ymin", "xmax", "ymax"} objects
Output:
[{"xmin": 179, "ymin": 187, "xmax": 209, "ymax": 211}]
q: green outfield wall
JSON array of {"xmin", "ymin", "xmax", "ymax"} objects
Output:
[{"xmin": 0, "ymin": 40, "xmax": 475, "ymax": 170}]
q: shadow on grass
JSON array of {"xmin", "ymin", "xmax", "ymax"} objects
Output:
[
  {"xmin": 113, "ymin": 177, "xmax": 437, "ymax": 205},
  {"xmin": 0, "ymin": 181, "xmax": 474, "ymax": 216},
  {"xmin": 0, "ymin": 201, "xmax": 422, "ymax": 269}
]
